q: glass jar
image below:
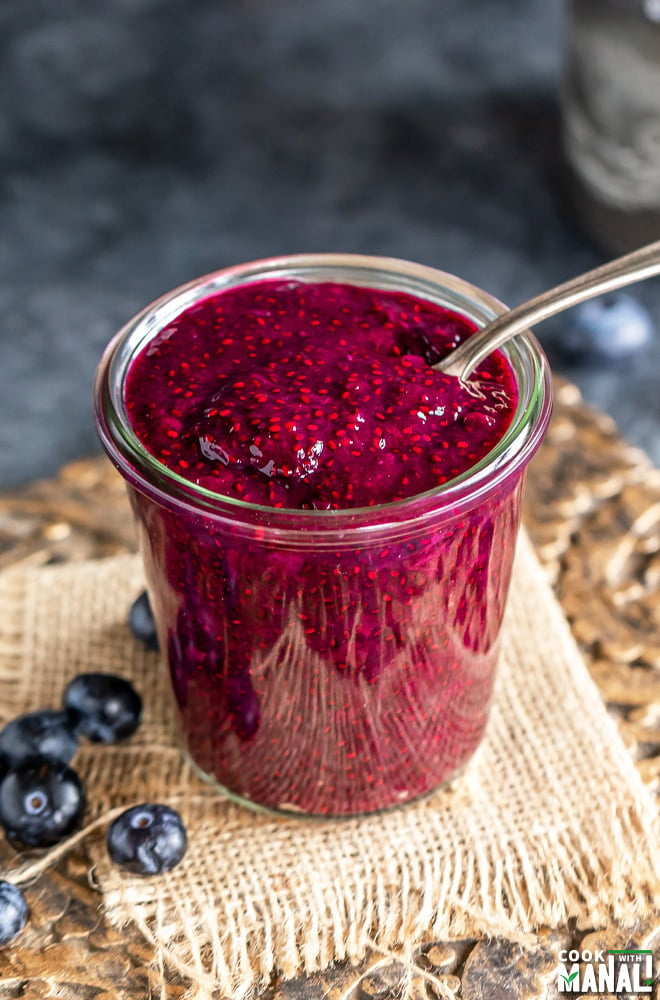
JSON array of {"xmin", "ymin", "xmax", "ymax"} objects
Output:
[
  {"xmin": 94, "ymin": 254, "xmax": 552, "ymax": 817},
  {"xmin": 562, "ymin": 0, "xmax": 660, "ymax": 251}
]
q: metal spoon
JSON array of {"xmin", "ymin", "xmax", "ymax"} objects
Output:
[{"xmin": 436, "ymin": 238, "xmax": 660, "ymax": 380}]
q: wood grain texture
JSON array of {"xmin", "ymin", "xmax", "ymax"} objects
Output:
[{"xmin": 0, "ymin": 377, "xmax": 658, "ymax": 999}]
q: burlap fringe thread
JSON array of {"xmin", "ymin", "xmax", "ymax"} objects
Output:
[{"xmin": 0, "ymin": 531, "xmax": 658, "ymax": 999}]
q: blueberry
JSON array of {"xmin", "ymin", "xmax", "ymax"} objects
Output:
[
  {"xmin": 0, "ymin": 710, "xmax": 78, "ymax": 767},
  {"xmin": 129, "ymin": 591, "xmax": 159, "ymax": 651},
  {"xmin": 0, "ymin": 881, "xmax": 28, "ymax": 947},
  {"xmin": 556, "ymin": 292, "xmax": 654, "ymax": 362},
  {"xmin": 63, "ymin": 673, "xmax": 142, "ymax": 744},
  {"xmin": 107, "ymin": 804, "xmax": 187, "ymax": 876},
  {"xmin": 0, "ymin": 757, "xmax": 86, "ymax": 847}
]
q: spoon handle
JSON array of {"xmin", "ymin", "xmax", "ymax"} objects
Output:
[{"xmin": 435, "ymin": 238, "xmax": 660, "ymax": 380}]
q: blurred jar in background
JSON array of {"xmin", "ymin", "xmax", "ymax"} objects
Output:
[{"xmin": 562, "ymin": 0, "xmax": 660, "ymax": 251}]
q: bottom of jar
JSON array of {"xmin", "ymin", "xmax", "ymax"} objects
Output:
[{"xmin": 183, "ymin": 748, "xmax": 477, "ymax": 820}]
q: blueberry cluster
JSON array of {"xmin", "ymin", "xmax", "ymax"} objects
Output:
[
  {"xmin": 0, "ymin": 593, "xmax": 185, "ymax": 950},
  {"xmin": 0, "ymin": 674, "xmax": 143, "ymax": 852}
]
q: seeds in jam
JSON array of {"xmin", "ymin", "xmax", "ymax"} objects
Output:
[{"xmin": 125, "ymin": 280, "xmax": 517, "ymax": 509}]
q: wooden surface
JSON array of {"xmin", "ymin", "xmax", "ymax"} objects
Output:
[{"xmin": 0, "ymin": 377, "xmax": 659, "ymax": 998}]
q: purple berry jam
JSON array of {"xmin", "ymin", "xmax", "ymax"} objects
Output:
[
  {"xmin": 125, "ymin": 281, "xmax": 517, "ymax": 509},
  {"xmin": 116, "ymin": 277, "xmax": 529, "ymax": 815}
]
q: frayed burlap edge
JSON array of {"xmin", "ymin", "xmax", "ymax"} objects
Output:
[{"xmin": 96, "ymin": 796, "xmax": 659, "ymax": 1000}]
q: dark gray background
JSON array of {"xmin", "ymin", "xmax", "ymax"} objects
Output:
[{"xmin": 1, "ymin": 0, "xmax": 658, "ymax": 489}]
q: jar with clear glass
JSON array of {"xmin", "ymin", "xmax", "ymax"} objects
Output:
[{"xmin": 94, "ymin": 254, "xmax": 552, "ymax": 817}]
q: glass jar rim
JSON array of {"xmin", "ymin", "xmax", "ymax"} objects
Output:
[{"xmin": 94, "ymin": 252, "xmax": 552, "ymax": 537}]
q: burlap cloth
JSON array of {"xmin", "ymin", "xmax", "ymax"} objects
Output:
[{"xmin": 0, "ymin": 530, "xmax": 658, "ymax": 998}]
